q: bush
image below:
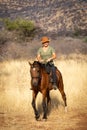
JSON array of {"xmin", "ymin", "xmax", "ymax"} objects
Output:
[
  {"xmin": 73, "ymin": 28, "xmax": 81, "ymax": 37},
  {"xmin": 3, "ymin": 18, "xmax": 36, "ymax": 38},
  {"xmin": 84, "ymin": 37, "xmax": 87, "ymax": 43},
  {"xmin": 0, "ymin": 30, "xmax": 9, "ymax": 44},
  {"xmin": 18, "ymin": 19, "xmax": 35, "ymax": 37},
  {"xmin": 3, "ymin": 18, "xmax": 19, "ymax": 31}
]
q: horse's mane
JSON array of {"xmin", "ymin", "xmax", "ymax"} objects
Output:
[{"xmin": 33, "ymin": 61, "xmax": 41, "ymax": 67}]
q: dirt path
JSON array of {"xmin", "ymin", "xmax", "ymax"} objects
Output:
[{"xmin": 0, "ymin": 108, "xmax": 87, "ymax": 130}]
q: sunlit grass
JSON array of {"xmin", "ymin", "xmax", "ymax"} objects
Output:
[
  {"xmin": 0, "ymin": 58, "xmax": 87, "ymax": 114},
  {"xmin": 55, "ymin": 59, "xmax": 87, "ymax": 110}
]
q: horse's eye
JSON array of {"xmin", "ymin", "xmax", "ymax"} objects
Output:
[{"xmin": 31, "ymin": 66, "xmax": 33, "ymax": 69}]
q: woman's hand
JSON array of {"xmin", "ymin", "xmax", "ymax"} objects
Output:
[
  {"xmin": 39, "ymin": 59, "xmax": 44, "ymax": 63},
  {"xmin": 46, "ymin": 58, "xmax": 52, "ymax": 62}
]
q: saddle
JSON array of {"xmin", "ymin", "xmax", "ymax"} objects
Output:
[
  {"xmin": 41, "ymin": 62, "xmax": 57, "ymax": 83},
  {"xmin": 33, "ymin": 61, "xmax": 58, "ymax": 84}
]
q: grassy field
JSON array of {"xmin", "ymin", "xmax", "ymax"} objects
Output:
[{"xmin": 0, "ymin": 57, "xmax": 87, "ymax": 130}]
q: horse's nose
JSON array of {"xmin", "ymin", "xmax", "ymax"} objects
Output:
[
  {"xmin": 33, "ymin": 82, "xmax": 38, "ymax": 87},
  {"xmin": 32, "ymin": 79, "xmax": 38, "ymax": 87}
]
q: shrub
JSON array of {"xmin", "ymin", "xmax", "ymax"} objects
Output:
[
  {"xmin": 0, "ymin": 30, "xmax": 9, "ymax": 44},
  {"xmin": 73, "ymin": 28, "xmax": 81, "ymax": 37},
  {"xmin": 3, "ymin": 18, "xmax": 19, "ymax": 31},
  {"xmin": 18, "ymin": 19, "xmax": 35, "ymax": 37},
  {"xmin": 84, "ymin": 37, "xmax": 87, "ymax": 43},
  {"xmin": 3, "ymin": 18, "xmax": 36, "ymax": 38}
]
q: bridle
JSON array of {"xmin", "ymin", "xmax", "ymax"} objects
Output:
[{"xmin": 30, "ymin": 64, "xmax": 41, "ymax": 80}]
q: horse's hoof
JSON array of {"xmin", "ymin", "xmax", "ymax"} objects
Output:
[
  {"xmin": 42, "ymin": 118, "xmax": 47, "ymax": 121},
  {"xmin": 65, "ymin": 106, "xmax": 68, "ymax": 112},
  {"xmin": 42, "ymin": 117, "xmax": 47, "ymax": 121},
  {"xmin": 36, "ymin": 117, "xmax": 41, "ymax": 121},
  {"xmin": 35, "ymin": 114, "xmax": 40, "ymax": 121}
]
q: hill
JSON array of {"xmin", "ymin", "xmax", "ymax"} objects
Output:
[{"xmin": 0, "ymin": 0, "xmax": 87, "ymax": 36}]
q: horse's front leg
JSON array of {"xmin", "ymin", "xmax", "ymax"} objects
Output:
[
  {"xmin": 32, "ymin": 91, "xmax": 40, "ymax": 120},
  {"xmin": 42, "ymin": 92, "xmax": 48, "ymax": 120},
  {"xmin": 47, "ymin": 91, "xmax": 51, "ymax": 113}
]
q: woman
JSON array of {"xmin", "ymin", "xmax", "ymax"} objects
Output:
[{"xmin": 36, "ymin": 36, "xmax": 57, "ymax": 90}]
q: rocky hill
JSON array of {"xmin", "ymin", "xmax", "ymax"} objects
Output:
[{"xmin": 0, "ymin": 0, "xmax": 87, "ymax": 36}]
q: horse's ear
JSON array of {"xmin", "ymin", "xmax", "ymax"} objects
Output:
[{"xmin": 28, "ymin": 61, "xmax": 32, "ymax": 66}]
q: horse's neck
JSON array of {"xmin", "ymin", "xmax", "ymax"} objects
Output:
[{"xmin": 41, "ymin": 68, "xmax": 49, "ymax": 78}]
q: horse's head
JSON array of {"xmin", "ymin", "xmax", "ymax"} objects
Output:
[{"xmin": 29, "ymin": 61, "xmax": 41, "ymax": 87}]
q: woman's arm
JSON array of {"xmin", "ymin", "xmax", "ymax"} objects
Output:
[
  {"xmin": 36, "ymin": 54, "xmax": 44, "ymax": 63},
  {"xmin": 47, "ymin": 52, "xmax": 56, "ymax": 62}
]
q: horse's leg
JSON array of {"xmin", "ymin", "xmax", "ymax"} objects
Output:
[
  {"xmin": 47, "ymin": 91, "xmax": 51, "ymax": 107},
  {"xmin": 58, "ymin": 87, "xmax": 67, "ymax": 112},
  {"xmin": 42, "ymin": 91, "xmax": 48, "ymax": 119},
  {"xmin": 32, "ymin": 91, "xmax": 40, "ymax": 120},
  {"xmin": 58, "ymin": 80, "xmax": 67, "ymax": 108},
  {"xmin": 47, "ymin": 91, "xmax": 51, "ymax": 114}
]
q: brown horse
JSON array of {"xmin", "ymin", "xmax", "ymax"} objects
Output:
[{"xmin": 29, "ymin": 61, "xmax": 67, "ymax": 120}]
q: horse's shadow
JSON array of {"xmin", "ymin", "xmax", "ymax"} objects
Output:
[{"xmin": 37, "ymin": 96, "xmax": 64, "ymax": 116}]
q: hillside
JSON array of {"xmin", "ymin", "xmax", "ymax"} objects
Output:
[{"xmin": 0, "ymin": 0, "xmax": 87, "ymax": 36}]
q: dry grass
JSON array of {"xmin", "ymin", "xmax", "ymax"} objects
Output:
[
  {"xmin": 0, "ymin": 58, "xmax": 87, "ymax": 130},
  {"xmin": 55, "ymin": 59, "xmax": 87, "ymax": 110},
  {"xmin": 0, "ymin": 58, "xmax": 87, "ymax": 112}
]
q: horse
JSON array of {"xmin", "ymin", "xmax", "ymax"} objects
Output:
[{"xmin": 29, "ymin": 61, "xmax": 67, "ymax": 120}]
